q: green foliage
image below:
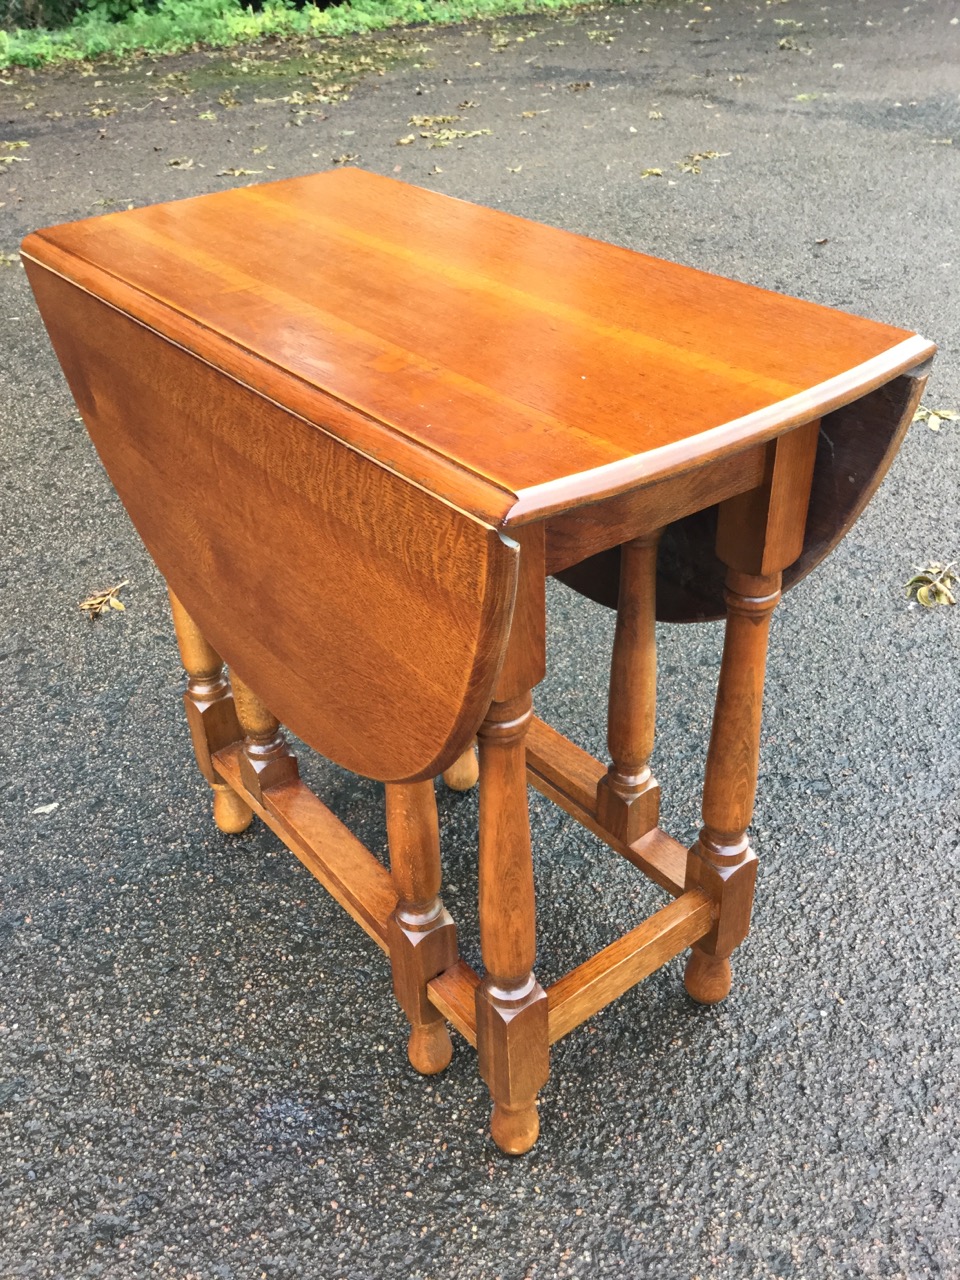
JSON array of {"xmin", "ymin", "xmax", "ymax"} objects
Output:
[
  {"xmin": 2, "ymin": 0, "xmax": 83, "ymax": 30},
  {"xmin": 0, "ymin": 0, "xmax": 593, "ymax": 67}
]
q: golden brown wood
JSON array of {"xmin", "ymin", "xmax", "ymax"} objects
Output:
[
  {"xmin": 546, "ymin": 891, "xmax": 714, "ymax": 1043},
  {"xmin": 476, "ymin": 691, "xmax": 549, "ymax": 1156},
  {"xmin": 385, "ymin": 781, "xmax": 459, "ymax": 1075},
  {"xmin": 22, "ymin": 170, "xmax": 933, "ymax": 525},
  {"xmin": 545, "ymin": 444, "xmax": 767, "ymax": 575},
  {"xmin": 230, "ymin": 672, "xmax": 300, "ymax": 801},
  {"xmin": 427, "ymin": 960, "xmax": 480, "ymax": 1048},
  {"xmin": 441, "ymin": 742, "xmax": 479, "ymax": 792},
  {"xmin": 21, "ymin": 266, "xmax": 519, "ymax": 784},
  {"xmin": 557, "ymin": 369, "xmax": 929, "ymax": 624},
  {"xmin": 684, "ymin": 422, "xmax": 820, "ymax": 1003},
  {"xmin": 214, "ymin": 745, "xmax": 397, "ymax": 950},
  {"xmin": 23, "ymin": 170, "xmax": 936, "ymax": 1156},
  {"xmin": 167, "ymin": 589, "xmax": 253, "ymax": 834},
  {"xmin": 595, "ymin": 533, "xmax": 661, "ymax": 844},
  {"xmin": 524, "ymin": 716, "xmax": 687, "ymax": 897}
]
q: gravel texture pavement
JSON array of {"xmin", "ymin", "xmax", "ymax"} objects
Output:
[{"xmin": 1, "ymin": 0, "xmax": 959, "ymax": 1276}]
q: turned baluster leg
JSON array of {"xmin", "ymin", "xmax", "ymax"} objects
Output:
[
  {"xmin": 684, "ymin": 418, "xmax": 820, "ymax": 1003},
  {"xmin": 441, "ymin": 740, "xmax": 479, "ymax": 792},
  {"xmin": 386, "ymin": 781, "xmax": 458, "ymax": 1074},
  {"xmin": 683, "ymin": 571, "xmax": 778, "ymax": 1002},
  {"xmin": 475, "ymin": 691, "xmax": 549, "ymax": 1155},
  {"xmin": 229, "ymin": 673, "xmax": 299, "ymax": 801},
  {"xmin": 596, "ymin": 532, "xmax": 661, "ymax": 843},
  {"xmin": 168, "ymin": 589, "xmax": 252, "ymax": 834}
]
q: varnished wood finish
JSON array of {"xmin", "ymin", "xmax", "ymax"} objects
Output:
[
  {"xmin": 168, "ymin": 589, "xmax": 252, "ymax": 834},
  {"xmin": 476, "ymin": 692, "xmax": 549, "ymax": 1156},
  {"xmin": 547, "ymin": 891, "xmax": 714, "ymax": 1043},
  {"xmin": 557, "ymin": 369, "xmax": 928, "ymax": 622},
  {"xmin": 21, "ymin": 265, "xmax": 519, "ymax": 784},
  {"xmin": 214, "ymin": 745, "xmax": 397, "ymax": 951},
  {"xmin": 595, "ymin": 533, "xmax": 661, "ymax": 844},
  {"xmin": 545, "ymin": 444, "xmax": 767, "ymax": 576},
  {"xmin": 385, "ymin": 781, "xmax": 458, "ymax": 1075},
  {"xmin": 442, "ymin": 742, "xmax": 479, "ymax": 792},
  {"xmin": 427, "ymin": 960, "xmax": 481, "ymax": 1048},
  {"xmin": 22, "ymin": 169, "xmax": 932, "ymax": 525},
  {"xmin": 684, "ymin": 423, "xmax": 821, "ymax": 1002},
  {"xmin": 25, "ymin": 170, "xmax": 935, "ymax": 1155},
  {"xmin": 524, "ymin": 716, "xmax": 687, "ymax": 897},
  {"xmin": 230, "ymin": 671, "xmax": 300, "ymax": 801}
]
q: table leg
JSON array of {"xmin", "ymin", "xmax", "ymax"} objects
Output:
[
  {"xmin": 441, "ymin": 741, "xmax": 479, "ymax": 792},
  {"xmin": 683, "ymin": 418, "xmax": 820, "ymax": 1002},
  {"xmin": 229, "ymin": 673, "xmax": 300, "ymax": 801},
  {"xmin": 683, "ymin": 570, "xmax": 778, "ymax": 1002},
  {"xmin": 475, "ymin": 691, "xmax": 549, "ymax": 1155},
  {"xmin": 596, "ymin": 532, "xmax": 661, "ymax": 843},
  {"xmin": 168, "ymin": 589, "xmax": 252, "ymax": 834},
  {"xmin": 386, "ymin": 780, "xmax": 458, "ymax": 1074}
]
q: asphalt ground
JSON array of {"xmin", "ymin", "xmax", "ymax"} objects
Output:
[{"xmin": 1, "ymin": 0, "xmax": 959, "ymax": 1275}]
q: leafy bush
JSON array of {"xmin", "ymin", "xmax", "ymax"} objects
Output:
[
  {"xmin": 2, "ymin": 0, "xmax": 83, "ymax": 29},
  {"xmin": 0, "ymin": 0, "xmax": 592, "ymax": 66}
]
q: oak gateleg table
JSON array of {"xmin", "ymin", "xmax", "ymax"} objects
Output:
[{"xmin": 23, "ymin": 169, "xmax": 935, "ymax": 1155}]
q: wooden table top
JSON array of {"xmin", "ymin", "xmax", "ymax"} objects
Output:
[{"xmin": 23, "ymin": 168, "xmax": 934, "ymax": 526}]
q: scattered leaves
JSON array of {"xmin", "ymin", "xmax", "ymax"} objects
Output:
[
  {"xmin": 0, "ymin": 251, "xmax": 19, "ymax": 267},
  {"xmin": 167, "ymin": 156, "xmax": 195, "ymax": 168},
  {"xmin": 422, "ymin": 128, "xmax": 491, "ymax": 148},
  {"xmin": 79, "ymin": 581, "xmax": 128, "ymax": 620},
  {"xmin": 0, "ymin": 140, "xmax": 29, "ymax": 150},
  {"xmin": 794, "ymin": 93, "xmax": 819, "ymax": 101},
  {"xmin": 0, "ymin": 155, "xmax": 26, "ymax": 167},
  {"xmin": 197, "ymin": 111, "xmax": 218, "ymax": 121},
  {"xmin": 905, "ymin": 563, "xmax": 957, "ymax": 608},
  {"xmin": 778, "ymin": 36, "xmax": 811, "ymax": 52},
  {"xmin": 648, "ymin": 110, "xmax": 664, "ymax": 120},
  {"xmin": 678, "ymin": 150, "xmax": 730, "ymax": 174},
  {"xmin": 587, "ymin": 29, "xmax": 617, "ymax": 43},
  {"xmin": 521, "ymin": 110, "xmax": 548, "ymax": 118},
  {"xmin": 332, "ymin": 153, "xmax": 359, "ymax": 164},
  {"xmin": 567, "ymin": 82, "xmax": 593, "ymax": 92},
  {"xmin": 913, "ymin": 405, "xmax": 959, "ymax": 431},
  {"xmin": 396, "ymin": 134, "xmax": 416, "ymax": 146},
  {"xmin": 409, "ymin": 113, "xmax": 460, "ymax": 126},
  {"xmin": 507, "ymin": 164, "xmax": 522, "ymax": 173},
  {"xmin": 640, "ymin": 168, "xmax": 663, "ymax": 178},
  {"xmin": 32, "ymin": 802, "xmax": 60, "ymax": 815},
  {"xmin": 218, "ymin": 89, "xmax": 241, "ymax": 109},
  {"xmin": 217, "ymin": 167, "xmax": 262, "ymax": 176}
]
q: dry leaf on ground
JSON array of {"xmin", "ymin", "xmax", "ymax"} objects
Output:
[
  {"xmin": 913, "ymin": 405, "xmax": 959, "ymax": 431},
  {"xmin": 905, "ymin": 563, "xmax": 957, "ymax": 607},
  {"xmin": 79, "ymin": 581, "xmax": 129, "ymax": 619}
]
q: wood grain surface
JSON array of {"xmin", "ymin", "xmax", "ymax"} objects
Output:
[
  {"xmin": 25, "ymin": 264, "xmax": 518, "ymax": 783},
  {"xmin": 21, "ymin": 168, "xmax": 933, "ymax": 524}
]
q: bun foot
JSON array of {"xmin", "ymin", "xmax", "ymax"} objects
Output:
[
  {"xmin": 408, "ymin": 1022, "xmax": 453, "ymax": 1076},
  {"xmin": 684, "ymin": 949, "xmax": 732, "ymax": 1005},
  {"xmin": 442, "ymin": 744, "xmax": 479, "ymax": 792},
  {"xmin": 213, "ymin": 784, "xmax": 254, "ymax": 834},
  {"xmin": 491, "ymin": 1103, "xmax": 540, "ymax": 1156}
]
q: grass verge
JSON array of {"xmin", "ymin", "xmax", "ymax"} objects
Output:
[{"xmin": 0, "ymin": 0, "xmax": 601, "ymax": 69}]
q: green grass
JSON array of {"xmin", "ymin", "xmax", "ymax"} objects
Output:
[{"xmin": 0, "ymin": 0, "xmax": 600, "ymax": 69}]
